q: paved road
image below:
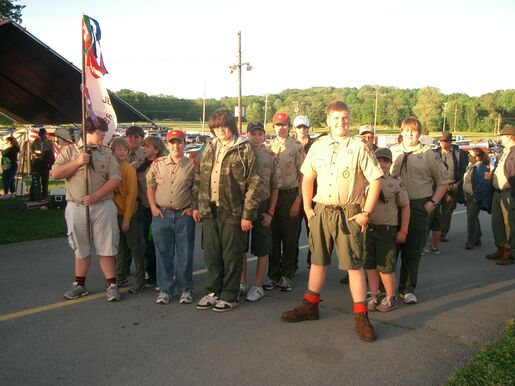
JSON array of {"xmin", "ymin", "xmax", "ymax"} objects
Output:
[{"xmin": 0, "ymin": 207, "xmax": 514, "ymax": 385}]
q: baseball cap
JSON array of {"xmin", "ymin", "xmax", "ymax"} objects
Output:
[
  {"xmin": 359, "ymin": 125, "xmax": 375, "ymax": 136},
  {"xmin": 375, "ymin": 147, "xmax": 392, "ymax": 161},
  {"xmin": 272, "ymin": 112, "xmax": 291, "ymax": 125},
  {"xmin": 293, "ymin": 116, "xmax": 310, "ymax": 128},
  {"xmin": 247, "ymin": 121, "xmax": 265, "ymax": 132},
  {"xmin": 166, "ymin": 129, "xmax": 186, "ymax": 142},
  {"xmin": 439, "ymin": 131, "xmax": 453, "ymax": 142}
]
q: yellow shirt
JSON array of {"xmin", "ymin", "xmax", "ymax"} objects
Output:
[
  {"xmin": 269, "ymin": 136, "xmax": 304, "ymax": 191},
  {"xmin": 210, "ymin": 137, "xmax": 237, "ymax": 206},
  {"xmin": 113, "ymin": 160, "xmax": 138, "ymax": 221}
]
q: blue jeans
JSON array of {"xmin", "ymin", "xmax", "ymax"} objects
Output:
[{"xmin": 152, "ymin": 211, "xmax": 195, "ymax": 295}]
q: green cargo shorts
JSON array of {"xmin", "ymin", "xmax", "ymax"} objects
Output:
[{"xmin": 364, "ymin": 226, "xmax": 398, "ymax": 273}]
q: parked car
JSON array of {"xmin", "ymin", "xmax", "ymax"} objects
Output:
[{"xmin": 184, "ymin": 143, "xmax": 206, "ymax": 162}]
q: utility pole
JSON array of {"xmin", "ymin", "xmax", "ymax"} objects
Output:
[
  {"xmin": 263, "ymin": 94, "xmax": 269, "ymax": 131},
  {"xmin": 201, "ymin": 84, "xmax": 206, "ymax": 133},
  {"xmin": 229, "ymin": 31, "xmax": 252, "ymax": 135},
  {"xmin": 374, "ymin": 88, "xmax": 379, "ymax": 127},
  {"xmin": 442, "ymin": 102, "xmax": 448, "ymax": 131},
  {"xmin": 452, "ymin": 104, "xmax": 458, "ymax": 132}
]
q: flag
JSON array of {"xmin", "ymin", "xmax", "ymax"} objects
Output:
[{"xmin": 82, "ymin": 15, "xmax": 117, "ymax": 145}]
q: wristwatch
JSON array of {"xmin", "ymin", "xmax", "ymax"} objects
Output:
[{"xmin": 430, "ymin": 199, "xmax": 439, "ymax": 207}]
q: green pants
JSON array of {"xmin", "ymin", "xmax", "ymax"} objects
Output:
[
  {"xmin": 440, "ymin": 190, "xmax": 457, "ymax": 236},
  {"xmin": 202, "ymin": 217, "xmax": 247, "ymax": 302},
  {"xmin": 491, "ymin": 190, "xmax": 515, "ymax": 256},
  {"xmin": 398, "ymin": 198, "xmax": 429, "ymax": 295},
  {"xmin": 465, "ymin": 193, "xmax": 482, "ymax": 245},
  {"xmin": 116, "ymin": 214, "xmax": 146, "ymax": 286}
]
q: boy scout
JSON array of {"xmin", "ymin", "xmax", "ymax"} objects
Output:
[
  {"xmin": 147, "ymin": 130, "xmax": 196, "ymax": 304},
  {"xmin": 365, "ymin": 148, "xmax": 410, "ymax": 312},
  {"xmin": 126, "ymin": 126, "xmax": 145, "ymax": 168},
  {"xmin": 240, "ymin": 121, "xmax": 279, "ymax": 302},
  {"xmin": 264, "ymin": 112, "xmax": 304, "ymax": 292},
  {"xmin": 192, "ymin": 108, "xmax": 261, "ymax": 312},
  {"xmin": 52, "ymin": 117, "xmax": 122, "ymax": 302},
  {"xmin": 390, "ymin": 117, "xmax": 449, "ymax": 305},
  {"xmin": 487, "ymin": 124, "xmax": 515, "ymax": 265},
  {"xmin": 281, "ymin": 101, "xmax": 383, "ymax": 342}
]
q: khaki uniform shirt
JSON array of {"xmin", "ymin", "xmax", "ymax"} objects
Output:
[
  {"xmin": 441, "ymin": 149, "xmax": 456, "ymax": 183},
  {"xmin": 463, "ymin": 162, "xmax": 475, "ymax": 195},
  {"xmin": 52, "ymin": 141, "xmax": 121, "ymax": 203},
  {"xmin": 128, "ymin": 147, "xmax": 145, "ymax": 169},
  {"xmin": 391, "ymin": 143, "xmax": 450, "ymax": 199},
  {"xmin": 301, "ymin": 135, "xmax": 383, "ymax": 206},
  {"xmin": 368, "ymin": 174, "xmax": 409, "ymax": 226},
  {"xmin": 493, "ymin": 145, "xmax": 515, "ymax": 190},
  {"xmin": 146, "ymin": 155, "xmax": 195, "ymax": 209},
  {"xmin": 254, "ymin": 145, "xmax": 280, "ymax": 201},
  {"xmin": 269, "ymin": 136, "xmax": 304, "ymax": 191},
  {"xmin": 211, "ymin": 137, "xmax": 237, "ymax": 206}
]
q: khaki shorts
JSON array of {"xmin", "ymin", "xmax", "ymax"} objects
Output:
[
  {"xmin": 65, "ymin": 200, "xmax": 119, "ymax": 259},
  {"xmin": 308, "ymin": 203, "xmax": 363, "ymax": 270}
]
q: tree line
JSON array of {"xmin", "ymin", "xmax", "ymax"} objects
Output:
[{"xmin": 116, "ymin": 86, "xmax": 514, "ymax": 133}]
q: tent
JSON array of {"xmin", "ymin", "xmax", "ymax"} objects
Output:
[{"xmin": 0, "ymin": 21, "xmax": 153, "ymax": 126}]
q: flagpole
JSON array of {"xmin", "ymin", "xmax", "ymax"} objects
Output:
[{"xmin": 81, "ymin": 15, "xmax": 91, "ymax": 245}]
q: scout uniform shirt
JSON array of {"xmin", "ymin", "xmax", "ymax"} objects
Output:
[
  {"xmin": 368, "ymin": 174, "xmax": 409, "ymax": 226},
  {"xmin": 493, "ymin": 144, "xmax": 515, "ymax": 190},
  {"xmin": 52, "ymin": 140, "xmax": 121, "ymax": 203},
  {"xmin": 441, "ymin": 149, "xmax": 456, "ymax": 183},
  {"xmin": 301, "ymin": 135, "xmax": 383, "ymax": 206},
  {"xmin": 128, "ymin": 147, "xmax": 145, "ymax": 169},
  {"xmin": 146, "ymin": 155, "xmax": 195, "ymax": 210},
  {"xmin": 269, "ymin": 136, "xmax": 304, "ymax": 191},
  {"xmin": 254, "ymin": 145, "xmax": 280, "ymax": 201},
  {"xmin": 390, "ymin": 143, "xmax": 450, "ymax": 199}
]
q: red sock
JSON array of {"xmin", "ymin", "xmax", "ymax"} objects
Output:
[
  {"xmin": 304, "ymin": 292, "xmax": 321, "ymax": 303},
  {"xmin": 106, "ymin": 277, "xmax": 116, "ymax": 286},
  {"xmin": 353, "ymin": 303, "xmax": 368, "ymax": 314},
  {"xmin": 75, "ymin": 276, "xmax": 86, "ymax": 286}
]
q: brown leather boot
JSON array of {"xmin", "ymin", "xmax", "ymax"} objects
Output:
[
  {"xmin": 496, "ymin": 248, "xmax": 514, "ymax": 265},
  {"xmin": 281, "ymin": 299, "xmax": 319, "ymax": 322},
  {"xmin": 354, "ymin": 312, "xmax": 376, "ymax": 342},
  {"xmin": 485, "ymin": 246, "xmax": 504, "ymax": 260}
]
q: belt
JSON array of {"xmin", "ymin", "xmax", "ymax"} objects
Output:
[
  {"xmin": 448, "ymin": 182, "xmax": 458, "ymax": 191},
  {"xmin": 162, "ymin": 206, "xmax": 187, "ymax": 213},
  {"xmin": 323, "ymin": 204, "xmax": 360, "ymax": 211},
  {"xmin": 368, "ymin": 224, "xmax": 398, "ymax": 231},
  {"xmin": 279, "ymin": 188, "xmax": 298, "ymax": 194}
]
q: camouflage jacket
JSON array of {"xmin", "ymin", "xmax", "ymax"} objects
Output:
[{"xmin": 191, "ymin": 136, "xmax": 261, "ymax": 224}]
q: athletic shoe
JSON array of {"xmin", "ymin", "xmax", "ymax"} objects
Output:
[
  {"xmin": 179, "ymin": 290, "xmax": 193, "ymax": 304},
  {"xmin": 128, "ymin": 283, "xmax": 146, "ymax": 294},
  {"xmin": 278, "ymin": 277, "xmax": 292, "ymax": 291},
  {"xmin": 106, "ymin": 283, "xmax": 121, "ymax": 302},
  {"xmin": 376, "ymin": 296, "xmax": 398, "ymax": 312},
  {"xmin": 424, "ymin": 246, "xmax": 440, "ymax": 255},
  {"xmin": 196, "ymin": 292, "xmax": 219, "ymax": 310},
  {"xmin": 367, "ymin": 294, "xmax": 380, "ymax": 312},
  {"xmin": 117, "ymin": 277, "xmax": 129, "ymax": 287},
  {"xmin": 246, "ymin": 285, "xmax": 265, "ymax": 302},
  {"xmin": 64, "ymin": 282, "xmax": 89, "ymax": 300},
  {"xmin": 156, "ymin": 292, "xmax": 171, "ymax": 305},
  {"xmin": 262, "ymin": 279, "xmax": 279, "ymax": 290},
  {"xmin": 213, "ymin": 299, "xmax": 238, "ymax": 312},
  {"xmin": 400, "ymin": 292, "xmax": 417, "ymax": 304}
]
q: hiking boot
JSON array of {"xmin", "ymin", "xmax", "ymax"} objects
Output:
[
  {"xmin": 367, "ymin": 293, "xmax": 380, "ymax": 312},
  {"xmin": 485, "ymin": 246, "xmax": 504, "ymax": 260},
  {"xmin": 179, "ymin": 289, "xmax": 194, "ymax": 304},
  {"xmin": 156, "ymin": 292, "xmax": 171, "ymax": 304},
  {"xmin": 263, "ymin": 279, "xmax": 279, "ymax": 290},
  {"xmin": 281, "ymin": 299, "xmax": 319, "ymax": 322},
  {"xmin": 106, "ymin": 283, "xmax": 121, "ymax": 302},
  {"xmin": 64, "ymin": 282, "xmax": 89, "ymax": 300},
  {"xmin": 279, "ymin": 277, "xmax": 292, "ymax": 291},
  {"xmin": 376, "ymin": 296, "xmax": 398, "ymax": 312},
  {"xmin": 354, "ymin": 312, "xmax": 376, "ymax": 342},
  {"xmin": 496, "ymin": 255, "xmax": 514, "ymax": 266},
  {"xmin": 128, "ymin": 283, "xmax": 146, "ymax": 294},
  {"xmin": 213, "ymin": 299, "xmax": 238, "ymax": 312},
  {"xmin": 400, "ymin": 292, "xmax": 417, "ymax": 304},
  {"xmin": 196, "ymin": 292, "xmax": 219, "ymax": 310},
  {"xmin": 246, "ymin": 285, "xmax": 265, "ymax": 302}
]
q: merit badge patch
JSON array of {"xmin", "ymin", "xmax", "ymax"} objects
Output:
[{"xmin": 417, "ymin": 155, "xmax": 423, "ymax": 159}]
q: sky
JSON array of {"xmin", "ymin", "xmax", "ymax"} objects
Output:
[{"xmin": 18, "ymin": 0, "xmax": 515, "ymax": 100}]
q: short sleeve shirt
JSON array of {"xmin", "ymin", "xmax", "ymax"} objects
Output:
[
  {"xmin": 300, "ymin": 135, "xmax": 383, "ymax": 206},
  {"xmin": 52, "ymin": 141, "xmax": 121, "ymax": 203},
  {"xmin": 128, "ymin": 147, "xmax": 145, "ymax": 169},
  {"xmin": 269, "ymin": 136, "xmax": 304, "ymax": 190},
  {"xmin": 146, "ymin": 155, "xmax": 195, "ymax": 209},
  {"xmin": 390, "ymin": 143, "xmax": 450, "ymax": 199},
  {"xmin": 493, "ymin": 145, "xmax": 515, "ymax": 190},
  {"xmin": 441, "ymin": 150, "xmax": 456, "ymax": 183},
  {"xmin": 368, "ymin": 174, "xmax": 409, "ymax": 226},
  {"xmin": 254, "ymin": 145, "xmax": 280, "ymax": 201}
]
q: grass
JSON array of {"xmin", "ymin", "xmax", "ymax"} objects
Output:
[{"xmin": 446, "ymin": 320, "xmax": 515, "ymax": 385}]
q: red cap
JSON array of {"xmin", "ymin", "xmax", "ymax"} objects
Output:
[
  {"xmin": 272, "ymin": 112, "xmax": 291, "ymax": 125},
  {"xmin": 166, "ymin": 129, "xmax": 186, "ymax": 142}
]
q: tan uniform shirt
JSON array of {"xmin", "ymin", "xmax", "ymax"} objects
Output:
[
  {"xmin": 254, "ymin": 145, "xmax": 280, "ymax": 201},
  {"xmin": 493, "ymin": 145, "xmax": 515, "ymax": 190},
  {"xmin": 210, "ymin": 137, "xmax": 237, "ymax": 206},
  {"xmin": 269, "ymin": 136, "xmax": 304, "ymax": 191},
  {"xmin": 441, "ymin": 149, "xmax": 456, "ymax": 183},
  {"xmin": 301, "ymin": 135, "xmax": 383, "ymax": 206},
  {"xmin": 128, "ymin": 147, "xmax": 145, "ymax": 169},
  {"xmin": 463, "ymin": 162, "xmax": 475, "ymax": 195},
  {"xmin": 368, "ymin": 174, "xmax": 409, "ymax": 226},
  {"xmin": 391, "ymin": 143, "xmax": 450, "ymax": 199},
  {"xmin": 52, "ymin": 141, "xmax": 121, "ymax": 203},
  {"xmin": 146, "ymin": 155, "xmax": 195, "ymax": 209}
]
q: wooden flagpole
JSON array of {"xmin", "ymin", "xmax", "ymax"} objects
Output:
[{"xmin": 82, "ymin": 15, "xmax": 92, "ymax": 245}]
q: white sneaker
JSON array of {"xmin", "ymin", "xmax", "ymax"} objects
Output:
[
  {"xmin": 212, "ymin": 299, "xmax": 238, "ymax": 312},
  {"xmin": 196, "ymin": 292, "xmax": 219, "ymax": 310},
  {"xmin": 246, "ymin": 285, "xmax": 265, "ymax": 302},
  {"xmin": 239, "ymin": 283, "xmax": 247, "ymax": 296},
  {"xmin": 179, "ymin": 290, "xmax": 193, "ymax": 304},
  {"xmin": 401, "ymin": 292, "xmax": 417, "ymax": 304},
  {"xmin": 106, "ymin": 283, "xmax": 121, "ymax": 302},
  {"xmin": 156, "ymin": 292, "xmax": 171, "ymax": 304}
]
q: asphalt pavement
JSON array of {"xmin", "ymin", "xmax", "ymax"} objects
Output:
[{"xmin": 0, "ymin": 206, "xmax": 514, "ymax": 385}]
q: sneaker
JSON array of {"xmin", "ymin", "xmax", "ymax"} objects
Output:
[
  {"xmin": 196, "ymin": 292, "xmax": 219, "ymax": 310},
  {"xmin": 117, "ymin": 277, "xmax": 129, "ymax": 287},
  {"xmin": 179, "ymin": 290, "xmax": 193, "ymax": 304},
  {"xmin": 263, "ymin": 279, "xmax": 279, "ymax": 290},
  {"xmin": 278, "ymin": 276, "xmax": 292, "ymax": 291},
  {"xmin": 106, "ymin": 283, "xmax": 121, "ymax": 302},
  {"xmin": 128, "ymin": 283, "xmax": 146, "ymax": 294},
  {"xmin": 424, "ymin": 246, "xmax": 440, "ymax": 255},
  {"xmin": 376, "ymin": 296, "xmax": 398, "ymax": 312},
  {"xmin": 354, "ymin": 312, "xmax": 376, "ymax": 342},
  {"xmin": 367, "ymin": 293, "xmax": 380, "ymax": 312},
  {"xmin": 400, "ymin": 292, "xmax": 417, "ymax": 304},
  {"xmin": 213, "ymin": 299, "xmax": 238, "ymax": 312},
  {"xmin": 239, "ymin": 283, "xmax": 247, "ymax": 296},
  {"xmin": 465, "ymin": 242, "xmax": 474, "ymax": 250},
  {"xmin": 64, "ymin": 282, "xmax": 89, "ymax": 300},
  {"xmin": 156, "ymin": 292, "xmax": 171, "ymax": 304},
  {"xmin": 246, "ymin": 285, "xmax": 265, "ymax": 302}
]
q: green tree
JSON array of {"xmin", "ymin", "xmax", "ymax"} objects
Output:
[
  {"xmin": 0, "ymin": 0, "xmax": 25, "ymax": 23},
  {"xmin": 413, "ymin": 87, "xmax": 444, "ymax": 133}
]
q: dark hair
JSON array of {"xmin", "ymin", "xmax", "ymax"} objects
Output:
[
  {"xmin": 143, "ymin": 136, "xmax": 165, "ymax": 157},
  {"xmin": 126, "ymin": 126, "xmax": 145, "ymax": 137},
  {"xmin": 208, "ymin": 108, "xmax": 238, "ymax": 137},
  {"xmin": 326, "ymin": 101, "xmax": 349, "ymax": 115},
  {"xmin": 86, "ymin": 116, "xmax": 109, "ymax": 133},
  {"xmin": 6, "ymin": 136, "xmax": 20, "ymax": 150},
  {"xmin": 401, "ymin": 117, "xmax": 422, "ymax": 134},
  {"xmin": 469, "ymin": 147, "xmax": 488, "ymax": 164}
]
